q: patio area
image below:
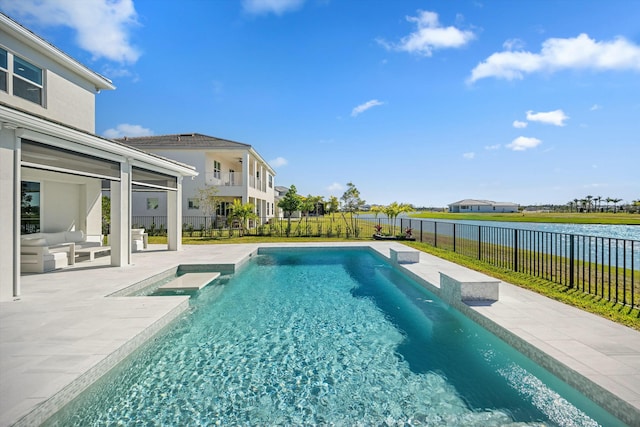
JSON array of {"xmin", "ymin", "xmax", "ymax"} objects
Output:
[{"xmin": 1, "ymin": 242, "xmax": 638, "ymax": 426}]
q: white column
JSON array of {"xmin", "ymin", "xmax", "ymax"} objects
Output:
[
  {"xmin": 0, "ymin": 126, "xmax": 19, "ymax": 300},
  {"xmin": 167, "ymin": 176, "xmax": 182, "ymax": 251},
  {"xmin": 242, "ymin": 152, "xmax": 250, "ymax": 204},
  {"xmin": 110, "ymin": 161, "xmax": 131, "ymax": 266}
]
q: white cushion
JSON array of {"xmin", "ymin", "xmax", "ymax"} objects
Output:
[
  {"xmin": 65, "ymin": 230, "xmax": 84, "ymax": 242},
  {"xmin": 22, "ymin": 237, "xmax": 47, "ymax": 247}
]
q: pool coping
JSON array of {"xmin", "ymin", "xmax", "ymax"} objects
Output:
[{"xmin": 2, "ymin": 242, "xmax": 638, "ymax": 426}]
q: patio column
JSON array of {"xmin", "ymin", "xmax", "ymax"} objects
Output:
[
  {"xmin": 110, "ymin": 161, "xmax": 132, "ymax": 266},
  {"xmin": 167, "ymin": 176, "xmax": 182, "ymax": 251},
  {"xmin": 0, "ymin": 126, "xmax": 19, "ymax": 301}
]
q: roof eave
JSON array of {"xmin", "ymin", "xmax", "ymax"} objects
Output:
[{"xmin": 1, "ymin": 13, "xmax": 115, "ymax": 91}]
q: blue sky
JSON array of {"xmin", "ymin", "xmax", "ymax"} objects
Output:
[{"xmin": 2, "ymin": 0, "xmax": 639, "ymax": 207}]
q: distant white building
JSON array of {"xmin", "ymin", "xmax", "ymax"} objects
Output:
[{"xmin": 448, "ymin": 199, "xmax": 519, "ymax": 213}]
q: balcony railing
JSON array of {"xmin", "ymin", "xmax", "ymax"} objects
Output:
[{"xmin": 205, "ymin": 172, "xmax": 241, "ymax": 187}]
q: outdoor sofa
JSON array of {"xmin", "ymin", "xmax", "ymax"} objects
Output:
[{"xmin": 20, "ymin": 231, "xmax": 103, "ymax": 273}]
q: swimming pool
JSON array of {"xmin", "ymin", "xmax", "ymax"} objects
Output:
[{"xmin": 45, "ymin": 248, "xmax": 623, "ymax": 426}]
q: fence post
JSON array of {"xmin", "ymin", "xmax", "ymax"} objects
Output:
[
  {"xmin": 513, "ymin": 229, "xmax": 518, "ymax": 272},
  {"xmin": 453, "ymin": 223, "xmax": 456, "ymax": 253},
  {"xmin": 420, "ymin": 220, "xmax": 423, "ymax": 243},
  {"xmin": 434, "ymin": 222, "xmax": 438, "ymax": 247},
  {"xmin": 569, "ymin": 235, "xmax": 575, "ymax": 288},
  {"xmin": 477, "ymin": 226, "xmax": 482, "ymax": 260}
]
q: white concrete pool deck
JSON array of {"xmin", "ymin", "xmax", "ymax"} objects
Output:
[{"xmin": 1, "ymin": 242, "xmax": 638, "ymax": 426}]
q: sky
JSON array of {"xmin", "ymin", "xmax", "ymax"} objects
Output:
[{"xmin": 2, "ymin": 0, "xmax": 639, "ymax": 207}]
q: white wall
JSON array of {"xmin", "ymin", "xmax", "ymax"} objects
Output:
[
  {"xmin": 21, "ymin": 169, "xmax": 103, "ymax": 234},
  {"xmin": 0, "ymin": 31, "xmax": 97, "ymax": 132}
]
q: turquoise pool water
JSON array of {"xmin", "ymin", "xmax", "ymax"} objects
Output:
[{"xmin": 47, "ymin": 248, "xmax": 623, "ymax": 426}]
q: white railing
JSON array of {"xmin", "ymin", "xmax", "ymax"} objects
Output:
[{"xmin": 206, "ymin": 172, "xmax": 241, "ymax": 187}]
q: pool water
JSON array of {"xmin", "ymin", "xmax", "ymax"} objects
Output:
[{"xmin": 46, "ymin": 248, "xmax": 623, "ymax": 426}]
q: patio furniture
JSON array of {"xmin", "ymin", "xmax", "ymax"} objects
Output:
[
  {"xmin": 75, "ymin": 246, "xmax": 111, "ymax": 261},
  {"xmin": 131, "ymin": 229, "xmax": 148, "ymax": 252},
  {"xmin": 20, "ymin": 245, "xmax": 68, "ymax": 273},
  {"xmin": 20, "ymin": 231, "xmax": 105, "ymax": 272}
]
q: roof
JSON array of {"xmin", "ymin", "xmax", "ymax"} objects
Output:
[
  {"xmin": 0, "ymin": 13, "xmax": 115, "ymax": 91},
  {"xmin": 449, "ymin": 199, "xmax": 518, "ymax": 206},
  {"xmin": 116, "ymin": 133, "xmax": 252, "ymax": 150},
  {"xmin": 1, "ymin": 101, "xmax": 196, "ymax": 177}
]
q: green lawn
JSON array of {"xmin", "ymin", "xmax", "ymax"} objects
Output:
[{"xmin": 411, "ymin": 211, "xmax": 640, "ymax": 225}]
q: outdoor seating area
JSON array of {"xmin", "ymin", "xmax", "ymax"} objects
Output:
[{"xmin": 20, "ymin": 231, "xmax": 104, "ymax": 273}]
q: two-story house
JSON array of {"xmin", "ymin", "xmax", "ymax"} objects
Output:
[
  {"xmin": 0, "ymin": 13, "xmax": 197, "ymax": 301},
  {"xmin": 116, "ymin": 133, "xmax": 276, "ymax": 228}
]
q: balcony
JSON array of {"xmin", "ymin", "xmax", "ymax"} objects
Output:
[{"xmin": 205, "ymin": 171, "xmax": 241, "ymax": 187}]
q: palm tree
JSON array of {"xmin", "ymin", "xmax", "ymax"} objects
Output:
[
  {"xmin": 585, "ymin": 195, "xmax": 593, "ymax": 213},
  {"xmin": 611, "ymin": 198, "xmax": 622, "ymax": 213},
  {"xmin": 594, "ymin": 196, "xmax": 602, "ymax": 213},
  {"xmin": 573, "ymin": 198, "xmax": 580, "ymax": 213},
  {"xmin": 382, "ymin": 202, "xmax": 413, "ymax": 236},
  {"xmin": 605, "ymin": 197, "xmax": 613, "ymax": 213},
  {"xmin": 229, "ymin": 199, "xmax": 258, "ymax": 236}
]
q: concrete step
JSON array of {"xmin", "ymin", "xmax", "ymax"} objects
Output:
[{"xmin": 159, "ymin": 272, "xmax": 220, "ymax": 291}]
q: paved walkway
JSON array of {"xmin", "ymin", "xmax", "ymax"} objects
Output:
[{"xmin": 0, "ymin": 242, "xmax": 638, "ymax": 426}]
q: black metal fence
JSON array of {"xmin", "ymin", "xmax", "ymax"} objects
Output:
[
  {"xmin": 400, "ymin": 218, "xmax": 638, "ymax": 309},
  {"xmin": 130, "ymin": 215, "xmax": 639, "ymax": 308}
]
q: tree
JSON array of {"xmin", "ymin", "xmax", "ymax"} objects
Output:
[
  {"xmin": 197, "ymin": 185, "xmax": 219, "ymax": 234},
  {"xmin": 102, "ymin": 195, "xmax": 111, "ymax": 236},
  {"xmin": 228, "ymin": 199, "xmax": 257, "ymax": 236},
  {"xmin": 382, "ymin": 202, "xmax": 413, "ymax": 236},
  {"xmin": 277, "ymin": 185, "xmax": 302, "ymax": 235},
  {"xmin": 611, "ymin": 198, "xmax": 622, "ymax": 213},
  {"xmin": 340, "ymin": 182, "xmax": 365, "ymax": 234},
  {"xmin": 326, "ymin": 195, "xmax": 339, "ymax": 222}
]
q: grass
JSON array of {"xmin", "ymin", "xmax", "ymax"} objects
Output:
[
  {"xmin": 148, "ymin": 234, "xmax": 640, "ymax": 330},
  {"xmin": 411, "ymin": 211, "xmax": 640, "ymax": 225}
]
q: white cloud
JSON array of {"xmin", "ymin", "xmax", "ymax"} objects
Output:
[
  {"xmin": 513, "ymin": 120, "xmax": 528, "ymax": 128},
  {"xmin": 506, "ymin": 136, "xmax": 542, "ymax": 151},
  {"xmin": 327, "ymin": 182, "xmax": 343, "ymax": 193},
  {"xmin": 503, "ymin": 38, "xmax": 525, "ymax": 51},
  {"xmin": 269, "ymin": 157, "xmax": 288, "ymax": 168},
  {"xmin": 484, "ymin": 144, "xmax": 501, "ymax": 150},
  {"xmin": 463, "ymin": 152, "xmax": 475, "ymax": 159},
  {"xmin": 468, "ymin": 33, "xmax": 640, "ymax": 83},
  {"xmin": 590, "ymin": 104, "xmax": 602, "ymax": 111},
  {"xmin": 351, "ymin": 99, "xmax": 384, "ymax": 117},
  {"xmin": 242, "ymin": 0, "xmax": 304, "ymax": 15},
  {"xmin": 0, "ymin": 0, "xmax": 141, "ymax": 63},
  {"xmin": 103, "ymin": 123, "xmax": 153, "ymax": 139},
  {"xmin": 377, "ymin": 10, "xmax": 475, "ymax": 56},
  {"xmin": 526, "ymin": 109, "xmax": 569, "ymax": 126}
]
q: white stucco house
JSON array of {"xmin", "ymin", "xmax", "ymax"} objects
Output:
[
  {"xmin": 0, "ymin": 13, "xmax": 197, "ymax": 301},
  {"xmin": 115, "ymin": 133, "xmax": 276, "ymax": 228},
  {"xmin": 448, "ymin": 199, "xmax": 519, "ymax": 213}
]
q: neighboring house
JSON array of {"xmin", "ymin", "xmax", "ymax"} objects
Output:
[
  {"xmin": 0, "ymin": 13, "xmax": 197, "ymax": 301},
  {"xmin": 116, "ymin": 133, "xmax": 276, "ymax": 227},
  {"xmin": 448, "ymin": 199, "xmax": 519, "ymax": 213}
]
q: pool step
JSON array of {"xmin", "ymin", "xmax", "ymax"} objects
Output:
[{"xmin": 159, "ymin": 272, "xmax": 220, "ymax": 291}]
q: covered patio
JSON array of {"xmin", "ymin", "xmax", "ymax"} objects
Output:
[{"xmin": 0, "ymin": 103, "xmax": 198, "ymax": 301}]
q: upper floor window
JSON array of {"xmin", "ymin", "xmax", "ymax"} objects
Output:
[
  {"xmin": 213, "ymin": 160, "xmax": 221, "ymax": 179},
  {"xmin": 0, "ymin": 48, "xmax": 7, "ymax": 92},
  {"xmin": 13, "ymin": 55, "xmax": 42, "ymax": 105},
  {"xmin": 268, "ymin": 174, "xmax": 273, "ymax": 188}
]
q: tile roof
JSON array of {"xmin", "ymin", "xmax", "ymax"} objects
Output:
[
  {"xmin": 449, "ymin": 199, "xmax": 518, "ymax": 206},
  {"xmin": 115, "ymin": 133, "xmax": 252, "ymax": 150}
]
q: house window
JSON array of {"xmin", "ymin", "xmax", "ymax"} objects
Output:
[
  {"xmin": 147, "ymin": 198, "xmax": 159, "ymax": 210},
  {"xmin": 216, "ymin": 201, "xmax": 231, "ymax": 216},
  {"xmin": 21, "ymin": 181, "xmax": 40, "ymax": 234},
  {"xmin": 0, "ymin": 48, "xmax": 7, "ymax": 92},
  {"xmin": 13, "ymin": 55, "xmax": 43, "ymax": 105},
  {"xmin": 268, "ymin": 174, "xmax": 273, "ymax": 188},
  {"xmin": 188, "ymin": 198, "xmax": 200, "ymax": 209},
  {"xmin": 213, "ymin": 160, "xmax": 221, "ymax": 179}
]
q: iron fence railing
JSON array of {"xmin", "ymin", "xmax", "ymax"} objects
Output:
[
  {"xmin": 128, "ymin": 215, "xmax": 638, "ymax": 308},
  {"xmin": 401, "ymin": 218, "xmax": 638, "ymax": 309}
]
